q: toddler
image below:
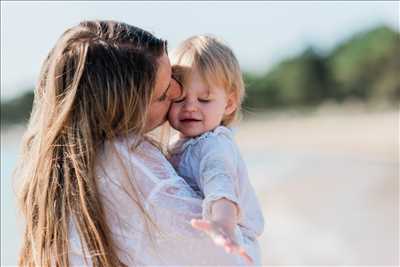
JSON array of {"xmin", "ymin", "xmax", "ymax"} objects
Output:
[{"xmin": 168, "ymin": 35, "xmax": 264, "ymax": 265}]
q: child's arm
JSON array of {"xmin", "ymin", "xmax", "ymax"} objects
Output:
[
  {"xmin": 193, "ymin": 131, "xmax": 253, "ymax": 263},
  {"xmin": 197, "ymin": 134, "xmax": 242, "ymax": 226},
  {"xmin": 211, "ymin": 197, "xmax": 238, "ymax": 233}
]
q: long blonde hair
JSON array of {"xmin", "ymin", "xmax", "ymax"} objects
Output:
[{"xmin": 15, "ymin": 20, "xmax": 166, "ymax": 266}]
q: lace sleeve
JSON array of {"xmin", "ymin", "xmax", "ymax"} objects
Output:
[{"xmin": 196, "ymin": 134, "xmax": 242, "ymax": 221}]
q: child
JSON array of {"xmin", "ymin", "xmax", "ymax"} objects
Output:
[{"xmin": 168, "ymin": 35, "xmax": 265, "ymax": 265}]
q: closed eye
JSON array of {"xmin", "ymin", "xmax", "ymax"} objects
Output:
[
  {"xmin": 157, "ymin": 81, "xmax": 171, "ymax": 102},
  {"xmin": 173, "ymin": 97, "xmax": 185, "ymax": 103},
  {"xmin": 198, "ymin": 98, "xmax": 211, "ymax": 103}
]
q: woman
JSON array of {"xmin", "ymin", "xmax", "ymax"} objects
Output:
[{"xmin": 15, "ymin": 20, "xmax": 251, "ymax": 266}]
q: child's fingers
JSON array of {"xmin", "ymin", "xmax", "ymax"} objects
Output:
[
  {"xmin": 214, "ymin": 235, "xmax": 228, "ymax": 246},
  {"xmin": 191, "ymin": 219, "xmax": 225, "ymax": 244},
  {"xmin": 191, "ymin": 219, "xmax": 212, "ymax": 231},
  {"xmin": 238, "ymin": 248, "xmax": 253, "ymax": 264},
  {"xmin": 191, "ymin": 219, "xmax": 227, "ymax": 243},
  {"xmin": 224, "ymin": 242, "xmax": 253, "ymax": 264},
  {"xmin": 191, "ymin": 218, "xmax": 253, "ymax": 264}
]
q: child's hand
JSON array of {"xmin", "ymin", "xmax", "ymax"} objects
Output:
[{"xmin": 191, "ymin": 218, "xmax": 253, "ymax": 264}]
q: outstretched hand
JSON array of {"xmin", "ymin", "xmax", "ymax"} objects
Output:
[{"xmin": 191, "ymin": 219, "xmax": 253, "ymax": 264}]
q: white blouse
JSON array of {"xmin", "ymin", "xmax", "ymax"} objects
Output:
[
  {"xmin": 68, "ymin": 134, "xmax": 250, "ymax": 266},
  {"xmin": 169, "ymin": 126, "xmax": 264, "ymax": 264}
]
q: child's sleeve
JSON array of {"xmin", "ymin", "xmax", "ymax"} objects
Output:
[{"xmin": 197, "ymin": 134, "xmax": 242, "ymax": 221}]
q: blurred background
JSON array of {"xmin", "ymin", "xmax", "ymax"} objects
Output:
[{"xmin": 1, "ymin": 1, "xmax": 399, "ymax": 265}]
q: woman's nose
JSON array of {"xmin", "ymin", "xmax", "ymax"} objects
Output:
[{"xmin": 168, "ymin": 78, "xmax": 183, "ymax": 101}]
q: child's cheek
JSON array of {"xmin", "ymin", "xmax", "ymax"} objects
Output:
[{"xmin": 167, "ymin": 104, "xmax": 179, "ymax": 124}]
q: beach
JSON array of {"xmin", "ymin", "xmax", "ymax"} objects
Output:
[
  {"xmin": 235, "ymin": 107, "xmax": 398, "ymax": 264},
  {"xmin": 1, "ymin": 107, "xmax": 398, "ymax": 265}
]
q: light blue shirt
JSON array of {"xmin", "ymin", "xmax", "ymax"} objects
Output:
[{"xmin": 170, "ymin": 126, "xmax": 265, "ymax": 264}]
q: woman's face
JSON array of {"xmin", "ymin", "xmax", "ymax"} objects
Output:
[{"xmin": 145, "ymin": 53, "xmax": 182, "ymax": 132}]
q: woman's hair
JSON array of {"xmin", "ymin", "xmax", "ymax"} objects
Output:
[
  {"xmin": 171, "ymin": 35, "xmax": 245, "ymax": 125},
  {"xmin": 15, "ymin": 20, "xmax": 166, "ymax": 267}
]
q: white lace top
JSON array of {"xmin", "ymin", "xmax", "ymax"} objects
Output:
[
  {"xmin": 169, "ymin": 126, "xmax": 265, "ymax": 264},
  {"xmin": 68, "ymin": 134, "xmax": 249, "ymax": 266}
]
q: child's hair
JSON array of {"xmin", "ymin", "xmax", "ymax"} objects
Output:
[
  {"xmin": 15, "ymin": 20, "xmax": 166, "ymax": 267},
  {"xmin": 171, "ymin": 35, "xmax": 245, "ymax": 125}
]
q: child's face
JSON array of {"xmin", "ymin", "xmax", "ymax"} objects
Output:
[{"xmin": 168, "ymin": 69, "xmax": 236, "ymax": 138}]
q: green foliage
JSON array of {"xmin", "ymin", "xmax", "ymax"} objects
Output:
[
  {"xmin": 244, "ymin": 24, "xmax": 400, "ymax": 110},
  {"xmin": 1, "ymin": 91, "xmax": 34, "ymax": 126},
  {"xmin": 327, "ymin": 25, "xmax": 399, "ymax": 100},
  {"xmin": 243, "ymin": 48, "xmax": 336, "ymax": 109}
]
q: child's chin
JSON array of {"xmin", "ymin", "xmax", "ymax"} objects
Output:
[{"xmin": 182, "ymin": 130, "xmax": 202, "ymax": 138}]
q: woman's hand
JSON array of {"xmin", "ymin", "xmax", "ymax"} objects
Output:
[{"xmin": 191, "ymin": 219, "xmax": 253, "ymax": 264}]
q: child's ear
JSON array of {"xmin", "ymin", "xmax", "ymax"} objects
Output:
[{"xmin": 224, "ymin": 92, "xmax": 237, "ymax": 116}]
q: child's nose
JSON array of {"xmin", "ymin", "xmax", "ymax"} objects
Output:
[
  {"xmin": 168, "ymin": 78, "xmax": 183, "ymax": 101},
  {"xmin": 182, "ymin": 99, "xmax": 197, "ymax": 112}
]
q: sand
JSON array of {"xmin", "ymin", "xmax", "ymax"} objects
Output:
[{"xmin": 235, "ymin": 108, "xmax": 398, "ymax": 264}]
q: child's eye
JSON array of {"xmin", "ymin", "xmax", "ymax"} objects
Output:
[
  {"xmin": 173, "ymin": 97, "xmax": 185, "ymax": 103},
  {"xmin": 198, "ymin": 98, "xmax": 211, "ymax": 103}
]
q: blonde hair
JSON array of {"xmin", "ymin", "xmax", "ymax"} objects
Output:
[
  {"xmin": 15, "ymin": 20, "xmax": 166, "ymax": 267},
  {"xmin": 171, "ymin": 35, "xmax": 245, "ymax": 125}
]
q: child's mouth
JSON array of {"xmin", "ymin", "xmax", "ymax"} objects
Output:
[{"xmin": 180, "ymin": 118, "xmax": 201, "ymax": 123}]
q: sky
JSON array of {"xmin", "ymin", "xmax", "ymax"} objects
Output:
[{"xmin": 1, "ymin": 1, "xmax": 398, "ymax": 100}]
